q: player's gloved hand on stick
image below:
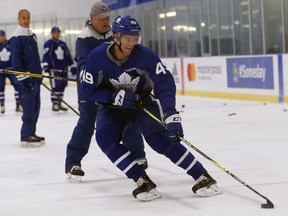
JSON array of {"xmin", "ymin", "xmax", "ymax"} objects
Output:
[
  {"xmin": 70, "ymin": 66, "xmax": 78, "ymax": 76},
  {"xmin": 17, "ymin": 75, "xmax": 34, "ymax": 92},
  {"xmin": 165, "ymin": 112, "xmax": 183, "ymax": 141},
  {"xmin": 112, "ymin": 89, "xmax": 140, "ymax": 109}
]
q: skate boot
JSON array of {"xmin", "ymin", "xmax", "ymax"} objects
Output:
[
  {"xmin": 34, "ymin": 134, "xmax": 46, "ymax": 145},
  {"xmin": 52, "ymin": 102, "xmax": 60, "ymax": 112},
  {"xmin": 192, "ymin": 173, "xmax": 222, "ymax": 197},
  {"xmin": 21, "ymin": 136, "xmax": 42, "ymax": 148},
  {"xmin": 132, "ymin": 174, "xmax": 161, "ymax": 201},
  {"xmin": 135, "ymin": 158, "xmax": 148, "ymax": 169},
  {"xmin": 15, "ymin": 103, "xmax": 22, "ymax": 112},
  {"xmin": 0, "ymin": 103, "xmax": 5, "ymax": 114},
  {"xmin": 66, "ymin": 165, "xmax": 85, "ymax": 183},
  {"xmin": 59, "ymin": 102, "xmax": 68, "ymax": 111}
]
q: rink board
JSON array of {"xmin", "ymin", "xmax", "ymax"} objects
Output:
[{"xmin": 163, "ymin": 55, "xmax": 281, "ymax": 103}]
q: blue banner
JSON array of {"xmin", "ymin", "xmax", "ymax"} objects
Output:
[
  {"xmin": 227, "ymin": 57, "xmax": 274, "ymax": 89},
  {"xmin": 103, "ymin": 0, "xmax": 156, "ymax": 10}
]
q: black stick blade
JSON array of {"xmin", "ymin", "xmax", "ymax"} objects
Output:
[{"xmin": 261, "ymin": 200, "xmax": 274, "ymax": 209}]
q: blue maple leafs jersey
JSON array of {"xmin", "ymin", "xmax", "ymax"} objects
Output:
[
  {"xmin": 80, "ymin": 42, "xmax": 177, "ymax": 116},
  {"xmin": 0, "ymin": 42, "xmax": 11, "ymax": 69},
  {"xmin": 42, "ymin": 39, "xmax": 74, "ymax": 70}
]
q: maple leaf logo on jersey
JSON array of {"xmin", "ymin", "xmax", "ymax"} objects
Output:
[
  {"xmin": 0, "ymin": 48, "xmax": 11, "ymax": 62},
  {"xmin": 109, "ymin": 72, "xmax": 140, "ymax": 92},
  {"xmin": 55, "ymin": 46, "xmax": 64, "ymax": 60}
]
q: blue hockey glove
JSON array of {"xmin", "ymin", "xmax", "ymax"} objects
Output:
[
  {"xmin": 17, "ymin": 75, "xmax": 34, "ymax": 92},
  {"xmin": 112, "ymin": 89, "xmax": 140, "ymax": 109},
  {"xmin": 165, "ymin": 112, "xmax": 183, "ymax": 141}
]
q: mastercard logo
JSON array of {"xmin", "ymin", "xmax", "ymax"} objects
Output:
[{"xmin": 187, "ymin": 63, "xmax": 196, "ymax": 81}]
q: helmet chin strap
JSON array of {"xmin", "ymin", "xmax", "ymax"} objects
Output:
[
  {"xmin": 114, "ymin": 33, "xmax": 124, "ymax": 54},
  {"xmin": 117, "ymin": 42, "xmax": 124, "ymax": 54}
]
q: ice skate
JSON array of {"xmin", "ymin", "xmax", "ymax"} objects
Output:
[
  {"xmin": 192, "ymin": 173, "xmax": 222, "ymax": 197},
  {"xmin": 66, "ymin": 165, "xmax": 85, "ymax": 183},
  {"xmin": 21, "ymin": 136, "xmax": 42, "ymax": 148},
  {"xmin": 15, "ymin": 103, "xmax": 22, "ymax": 112},
  {"xmin": 34, "ymin": 134, "xmax": 46, "ymax": 145},
  {"xmin": 59, "ymin": 102, "xmax": 68, "ymax": 111},
  {"xmin": 132, "ymin": 174, "xmax": 161, "ymax": 201},
  {"xmin": 52, "ymin": 102, "xmax": 60, "ymax": 112},
  {"xmin": 135, "ymin": 158, "xmax": 148, "ymax": 169},
  {"xmin": 0, "ymin": 103, "xmax": 5, "ymax": 114}
]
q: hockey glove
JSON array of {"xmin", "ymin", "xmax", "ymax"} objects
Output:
[
  {"xmin": 42, "ymin": 66, "xmax": 50, "ymax": 73},
  {"xmin": 112, "ymin": 89, "xmax": 140, "ymax": 109},
  {"xmin": 165, "ymin": 112, "xmax": 183, "ymax": 142},
  {"xmin": 70, "ymin": 66, "xmax": 78, "ymax": 76},
  {"xmin": 17, "ymin": 75, "xmax": 34, "ymax": 92}
]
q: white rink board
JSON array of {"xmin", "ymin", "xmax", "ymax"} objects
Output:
[
  {"xmin": 183, "ymin": 56, "xmax": 227, "ymax": 91},
  {"xmin": 161, "ymin": 58, "xmax": 182, "ymax": 92},
  {"xmin": 163, "ymin": 55, "xmax": 280, "ymax": 102}
]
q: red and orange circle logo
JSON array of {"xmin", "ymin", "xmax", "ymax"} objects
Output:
[{"xmin": 187, "ymin": 63, "xmax": 196, "ymax": 81}]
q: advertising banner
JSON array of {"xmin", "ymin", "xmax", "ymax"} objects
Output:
[
  {"xmin": 226, "ymin": 56, "xmax": 274, "ymax": 89},
  {"xmin": 183, "ymin": 57, "xmax": 227, "ymax": 91}
]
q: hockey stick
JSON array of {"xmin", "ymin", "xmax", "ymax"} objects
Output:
[
  {"xmin": 41, "ymin": 83, "xmax": 80, "ymax": 116},
  {"xmin": 142, "ymin": 107, "xmax": 274, "ymax": 209},
  {"xmin": 0, "ymin": 69, "xmax": 77, "ymax": 82},
  {"xmin": 50, "ymin": 69, "xmax": 69, "ymax": 73}
]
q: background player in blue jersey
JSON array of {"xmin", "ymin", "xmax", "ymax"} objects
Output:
[
  {"xmin": 9, "ymin": 9, "xmax": 45, "ymax": 147},
  {"xmin": 42, "ymin": 26, "xmax": 74, "ymax": 112},
  {"xmin": 80, "ymin": 16, "xmax": 222, "ymax": 201},
  {"xmin": 0, "ymin": 29, "xmax": 22, "ymax": 114},
  {"xmin": 65, "ymin": 2, "xmax": 147, "ymax": 182}
]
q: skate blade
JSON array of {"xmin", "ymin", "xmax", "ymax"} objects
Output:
[
  {"xmin": 136, "ymin": 188, "xmax": 161, "ymax": 202},
  {"xmin": 21, "ymin": 142, "xmax": 41, "ymax": 148},
  {"xmin": 40, "ymin": 140, "xmax": 46, "ymax": 145},
  {"xmin": 195, "ymin": 184, "xmax": 223, "ymax": 197},
  {"xmin": 66, "ymin": 174, "xmax": 83, "ymax": 183}
]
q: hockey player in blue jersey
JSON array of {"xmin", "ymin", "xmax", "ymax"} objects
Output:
[
  {"xmin": 0, "ymin": 29, "xmax": 22, "ymax": 114},
  {"xmin": 80, "ymin": 15, "xmax": 222, "ymax": 201},
  {"xmin": 65, "ymin": 2, "xmax": 147, "ymax": 182},
  {"xmin": 42, "ymin": 26, "xmax": 74, "ymax": 112},
  {"xmin": 9, "ymin": 9, "xmax": 45, "ymax": 147}
]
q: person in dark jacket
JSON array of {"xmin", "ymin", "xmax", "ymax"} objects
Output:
[{"xmin": 10, "ymin": 9, "xmax": 45, "ymax": 147}]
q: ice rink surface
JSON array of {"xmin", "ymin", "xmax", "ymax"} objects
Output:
[{"xmin": 0, "ymin": 85, "xmax": 287, "ymax": 216}]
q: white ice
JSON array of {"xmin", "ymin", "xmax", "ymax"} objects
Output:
[{"xmin": 0, "ymin": 85, "xmax": 287, "ymax": 216}]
